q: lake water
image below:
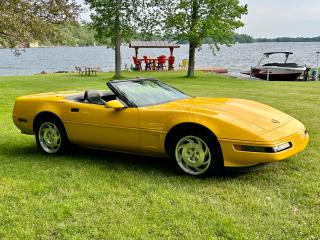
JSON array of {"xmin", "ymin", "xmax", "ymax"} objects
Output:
[{"xmin": 0, "ymin": 42, "xmax": 319, "ymax": 76}]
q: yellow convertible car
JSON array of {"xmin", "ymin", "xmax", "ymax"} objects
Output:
[{"xmin": 12, "ymin": 78, "xmax": 309, "ymax": 176}]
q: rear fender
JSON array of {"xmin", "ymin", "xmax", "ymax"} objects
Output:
[{"xmin": 13, "ymin": 99, "xmax": 66, "ymax": 135}]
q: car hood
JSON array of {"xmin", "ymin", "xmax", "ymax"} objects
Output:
[{"xmin": 159, "ymin": 97, "xmax": 291, "ymax": 133}]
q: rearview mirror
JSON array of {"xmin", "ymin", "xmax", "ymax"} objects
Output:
[{"xmin": 105, "ymin": 100, "xmax": 125, "ymax": 109}]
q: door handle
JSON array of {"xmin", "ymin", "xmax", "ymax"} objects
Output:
[{"xmin": 71, "ymin": 108, "xmax": 79, "ymax": 112}]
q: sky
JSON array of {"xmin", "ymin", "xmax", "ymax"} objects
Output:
[
  {"xmin": 238, "ymin": 0, "xmax": 320, "ymax": 38},
  {"xmin": 77, "ymin": 0, "xmax": 320, "ymax": 38}
]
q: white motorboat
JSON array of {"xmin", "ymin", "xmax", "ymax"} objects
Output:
[{"xmin": 243, "ymin": 52, "xmax": 306, "ymax": 81}]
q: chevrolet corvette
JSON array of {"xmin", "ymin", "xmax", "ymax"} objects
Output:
[{"xmin": 12, "ymin": 78, "xmax": 309, "ymax": 176}]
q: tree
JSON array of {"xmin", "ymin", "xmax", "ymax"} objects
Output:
[
  {"xmin": 0, "ymin": 0, "xmax": 81, "ymax": 49},
  {"xmin": 85, "ymin": 0, "xmax": 146, "ymax": 78},
  {"xmin": 164, "ymin": 0, "xmax": 247, "ymax": 77},
  {"xmin": 233, "ymin": 33, "xmax": 254, "ymax": 43},
  {"xmin": 54, "ymin": 23, "xmax": 97, "ymax": 46}
]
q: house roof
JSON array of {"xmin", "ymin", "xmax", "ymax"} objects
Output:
[{"xmin": 129, "ymin": 41, "xmax": 180, "ymax": 48}]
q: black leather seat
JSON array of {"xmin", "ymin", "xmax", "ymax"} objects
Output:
[{"xmin": 84, "ymin": 89, "xmax": 106, "ymax": 105}]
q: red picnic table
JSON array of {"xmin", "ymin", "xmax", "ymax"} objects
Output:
[{"xmin": 138, "ymin": 57, "xmax": 168, "ymax": 70}]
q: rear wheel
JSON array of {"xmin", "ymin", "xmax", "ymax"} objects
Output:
[
  {"xmin": 35, "ymin": 117, "xmax": 68, "ymax": 154},
  {"xmin": 170, "ymin": 129, "xmax": 223, "ymax": 176}
]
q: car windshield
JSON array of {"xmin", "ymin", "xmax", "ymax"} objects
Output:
[{"xmin": 109, "ymin": 79, "xmax": 190, "ymax": 107}]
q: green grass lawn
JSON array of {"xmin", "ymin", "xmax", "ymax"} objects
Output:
[{"xmin": 0, "ymin": 71, "xmax": 319, "ymax": 239}]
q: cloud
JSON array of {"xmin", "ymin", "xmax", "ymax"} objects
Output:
[{"xmin": 238, "ymin": 0, "xmax": 320, "ymax": 37}]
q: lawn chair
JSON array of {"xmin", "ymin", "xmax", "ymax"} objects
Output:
[
  {"xmin": 90, "ymin": 66, "xmax": 102, "ymax": 75},
  {"xmin": 132, "ymin": 56, "xmax": 142, "ymax": 71},
  {"xmin": 75, "ymin": 66, "xmax": 85, "ymax": 75},
  {"xmin": 143, "ymin": 56, "xmax": 151, "ymax": 71},
  {"xmin": 168, "ymin": 56, "xmax": 175, "ymax": 70},
  {"xmin": 157, "ymin": 55, "xmax": 166, "ymax": 70},
  {"xmin": 179, "ymin": 59, "xmax": 188, "ymax": 69}
]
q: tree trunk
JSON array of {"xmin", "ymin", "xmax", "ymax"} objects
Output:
[
  {"xmin": 187, "ymin": 0, "xmax": 199, "ymax": 77},
  {"xmin": 187, "ymin": 41, "xmax": 196, "ymax": 77},
  {"xmin": 114, "ymin": 0, "xmax": 121, "ymax": 78}
]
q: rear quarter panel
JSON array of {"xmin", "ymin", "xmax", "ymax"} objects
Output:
[{"xmin": 12, "ymin": 96, "xmax": 67, "ymax": 134}]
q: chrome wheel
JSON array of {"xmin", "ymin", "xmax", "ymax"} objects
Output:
[
  {"xmin": 175, "ymin": 135, "xmax": 211, "ymax": 175},
  {"xmin": 38, "ymin": 122, "xmax": 61, "ymax": 153}
]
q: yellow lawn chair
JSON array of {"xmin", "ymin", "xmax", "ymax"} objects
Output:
[{"xmin": 179, "ymin": 59, "xmax": 188, "ymax": 69}]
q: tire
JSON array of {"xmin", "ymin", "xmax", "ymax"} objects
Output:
[
  {"xmin": 169, "ymin": 129, "xmax": 223, "ymax": 176},
  {"xmin": 35, "ymin": 116, "xmax": 69, "ymax": 154}
]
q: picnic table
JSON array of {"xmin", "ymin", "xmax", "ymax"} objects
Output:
[
  {"xmin": 75, "ymin": 66, "xmax": 101, "ymax": 76},
  {"xmin": 138, "ymin": 58, "xmax": 168, "ymax": 70}
]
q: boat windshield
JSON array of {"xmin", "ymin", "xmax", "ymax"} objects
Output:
[
  {"xmin": 108, "ymin": 79, "xmax": 190, "ymax": 107},
  {"xmin": 258, "ymin": 52, "xmax": 293, "ymax": 66}
]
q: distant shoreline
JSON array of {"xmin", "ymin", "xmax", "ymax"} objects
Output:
[
  {"xmin": 1, "ymin": 41, "xmax": 320, "ymax": 50},
  {"xmin": 233, "ymin": 34, "xmax": 320, "ymax": 44}
]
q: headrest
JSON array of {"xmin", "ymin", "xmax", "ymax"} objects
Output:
[{"xmin": 84, "ymin": 89, "xmax": 105, "ymax": 105}]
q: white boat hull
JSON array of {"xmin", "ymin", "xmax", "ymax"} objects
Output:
[
  {"xmin": 250, "ymin": 66, "xmax": 306, "ymax": 81},
  {"xmin": 260, "ymin": 66, "xmax": 306, "ymax": 75}
]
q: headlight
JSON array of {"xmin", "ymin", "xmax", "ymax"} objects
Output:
[{"xmin": 272, "ymin": 142, "xmax": 291, "ymax": 152}]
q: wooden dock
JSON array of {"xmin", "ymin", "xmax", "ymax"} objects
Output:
[{"xmin": 195, "ymin": 67, "xmax": 228, "ymax": 74}]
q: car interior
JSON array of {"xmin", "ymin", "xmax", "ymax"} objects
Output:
[{"xmin": 66, "ymin": 90, "xmax": 117, "ymax": 105}]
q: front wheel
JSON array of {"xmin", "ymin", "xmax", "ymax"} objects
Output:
[
  {"xmin": 171, "ymin": 130, "xmax": 223, "ymax": 176},
  {"xmin": 35, "ymin": 118, "xmax": 68, "ymax": 154}
]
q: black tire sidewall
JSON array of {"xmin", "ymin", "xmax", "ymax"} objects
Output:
[
  {"xmin": 35, "ymin": 117, "xmax": 68, "ymax": 154},
  {"xmin": 169, "ymin": 129, "xmax": 223, "ymax": 176}
]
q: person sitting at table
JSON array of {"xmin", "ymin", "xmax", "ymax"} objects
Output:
[
  {"xmin": 157, "ymin": 55, "xmax": 166, "ymax": 70},
  {"xmin": 143, "ymin": 56, "xmax": 151, "ymax": 71}
]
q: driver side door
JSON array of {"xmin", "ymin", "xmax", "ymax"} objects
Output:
[{"xmin": 64, "ymin": 101, "xmax": 140, "ymax": 152}]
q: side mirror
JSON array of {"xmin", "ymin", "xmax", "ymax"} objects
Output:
[{"xmin": 105, "ymin": 100, "xmax": 125, "ymax": 109}]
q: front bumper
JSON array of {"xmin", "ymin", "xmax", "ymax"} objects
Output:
[{"xmin": 219, "ymin": 127, "xmax": 309, "ymax": 167}]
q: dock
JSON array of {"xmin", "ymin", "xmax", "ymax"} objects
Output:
[{"xmin": 195, "ymin": 67, "xmax": 228, "ymax": 74}]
